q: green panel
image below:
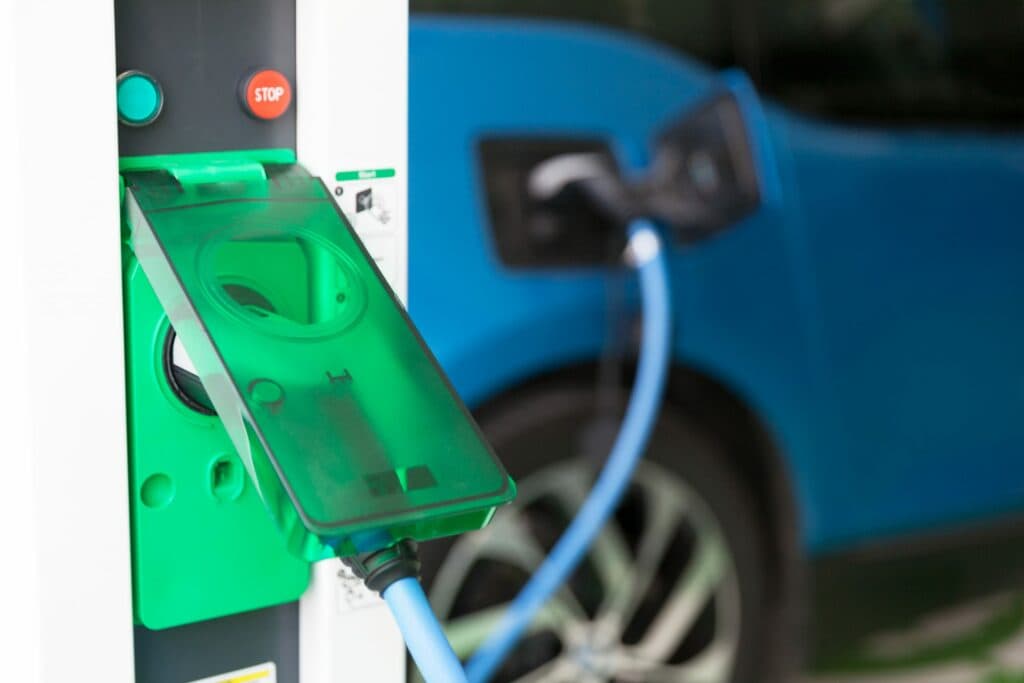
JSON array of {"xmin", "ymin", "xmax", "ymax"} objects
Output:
[
  {"xmin": 120, "ymin": 148, "xmax": 296, "ymax": 178},
  {"xmin": 123, "ymin": 256, "xmax": 310, "ymax": 630},
  {"xmin": 124, "ymin": 164, "xmax": 514, "ymax": 561}
]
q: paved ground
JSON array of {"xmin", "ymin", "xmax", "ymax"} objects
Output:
[{"xmin": 806, "ymin": 594, "xmax": 1024, "ymax": 683}]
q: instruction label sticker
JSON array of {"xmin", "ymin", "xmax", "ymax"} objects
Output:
[
  {"xmin": 333, "ymin": 167, "xmax": 399, "ymax": 287},
  {"xmin": 334, "ymin": 168, "xmax": 397, "ymax": 235},
  {"xmin": 186, "ymin": 662, "xmax": 276, "ymax": 683},
  {"xmin": 336, "ymin": 562, "xmax": 384, "ymax": 613}
]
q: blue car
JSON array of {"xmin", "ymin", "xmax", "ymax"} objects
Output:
[{"xmin": 406, "ymin": 3, "xmax": 1024, "ymax": 681}]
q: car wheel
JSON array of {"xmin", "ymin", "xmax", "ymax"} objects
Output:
[{"xmin": 417, "ymin": 378, "xmax": 775, "ymax": 683}]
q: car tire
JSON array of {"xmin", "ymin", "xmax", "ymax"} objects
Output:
[{"xmin": 417, "ymin": 374, "xmax": 779, "ymax": 683}]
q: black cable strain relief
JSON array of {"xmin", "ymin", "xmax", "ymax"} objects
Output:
[{"xmin": 340, "ymin": 539, "xmax": 421, "ymax": 594}]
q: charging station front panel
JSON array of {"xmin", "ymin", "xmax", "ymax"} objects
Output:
[
  {"xmin": 117, "ymin": 2, "xmax": 416, "ymax": 680},
  {"xmin": 114, "ymin": 2, "xmax": 306, "ymax": 680}
]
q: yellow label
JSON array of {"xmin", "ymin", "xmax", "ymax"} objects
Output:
[{"xmin": 186, "ymin": 662, "xmax": 276, "ymax": 683}]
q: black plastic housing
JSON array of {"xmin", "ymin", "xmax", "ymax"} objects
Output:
[{"xmin": 649, "ymin": 91, "xmax": 762, "ymax": 243}]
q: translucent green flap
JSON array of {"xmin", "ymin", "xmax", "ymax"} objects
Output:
[{"xmin": 124, "ymin": 164, "xmax": 514, "ymax": 559}]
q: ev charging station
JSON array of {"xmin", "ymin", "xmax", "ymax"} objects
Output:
[
  {"xmin": 6, "ymin": 3, "xmax": 418, "ymax": 681},
  {"xmin": 3, "ymin": 2, "xmax": 771, "ymax": 682}
]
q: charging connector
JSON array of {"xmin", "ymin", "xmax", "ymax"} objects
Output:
[{"xmin": 340, "ymin": 540, "xmax": 422, "ymax": 595}]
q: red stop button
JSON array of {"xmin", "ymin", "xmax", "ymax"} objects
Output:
[{"xmin": 242, "ymin": 69, "xmax": 293, "ymax": 120}]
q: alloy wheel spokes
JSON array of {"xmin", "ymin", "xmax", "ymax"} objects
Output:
[
  {"xmin": 595, "ymin": 467, "xmax": 693, "ymax": 635},
  {"xmin": 608, "ymin": 640, "xmax": 737, "ymax": 683},
  {"xmin": 444, "ymin": 602, "xmax": 574, "ymax": 659},
  {"xmin": 507, "ymin": 655, "xmax": 593, "ymax": 683},
  {"xmin": 628, "ymin": 528, "xmax": 729, "ymax": 663},
  {"xmin": 428, "ymin": 459, "xmax": 743, "ymax": 682},
  {"xmin": 430, "ymin": 508, "xmax": 589, "ymax": 625},
  {"xmin": 519, "ymin": 461, "xmax": 636, "ymax": 602}
]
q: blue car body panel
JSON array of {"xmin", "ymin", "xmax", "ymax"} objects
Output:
[{"xmin": 407, "ymin": 17, "xmax": 1024, "ymax": 555}]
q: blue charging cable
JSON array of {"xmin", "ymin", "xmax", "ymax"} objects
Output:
[
  {"xmin": 384, "ymin": 577, "xmax": 471, "ymax": 683},
  {"xmin": 382, "ymin": 218, "xmax": 673, "ymax": 683}
]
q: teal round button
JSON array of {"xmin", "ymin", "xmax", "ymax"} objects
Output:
[{"xmin": 117, "ymin": 71, "xmax": 163, "ymax": 126}]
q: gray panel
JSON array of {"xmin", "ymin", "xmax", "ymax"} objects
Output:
[
  {"xmin": 115, "ymin": 0, "xmax": 296, "ymax": 157},
  {"xmin": 134, "ymin": 602, "xmax": 300, "ymax": 683}
]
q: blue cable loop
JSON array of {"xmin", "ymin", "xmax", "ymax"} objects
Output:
[
  {"xmin": 382, "ymin": 219, "xmax": 673, "ymax": 683},
  {"xmin": 465, "ymin": 219, "xmax": 672, "ymax": 682}
]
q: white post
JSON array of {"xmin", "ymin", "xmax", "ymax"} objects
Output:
[
  {"xmin": 2, "ymin": 1, "xmax": 135, "ymax": 682},
  {"xmin": 296, "ymin": 1, "xmax": 409, "ymax": 681}
]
